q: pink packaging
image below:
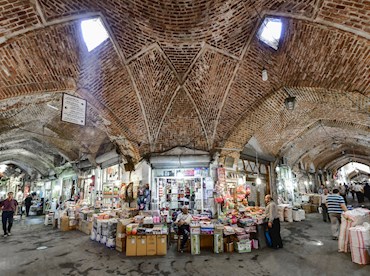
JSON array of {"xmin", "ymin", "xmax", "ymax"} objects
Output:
[{"xmin": 252, "ymin": 239, "xmax": 259, "ymax": 249}]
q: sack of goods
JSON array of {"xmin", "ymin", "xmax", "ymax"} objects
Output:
[
  {"xmin": 338, "ymin": 208, "xmax": 370, "ymax": 253},
  {"xmin": 284, "ymin": 207, "xmax": 293, "ymax": 223},
  {"xmin": 349, "ymin": 222, "xmax": 370, "ymax": 265}
]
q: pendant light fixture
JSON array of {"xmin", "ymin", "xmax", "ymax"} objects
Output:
[
  {"xmin": 283, "ymin": 87, "xmax": 296, "ymax": 110},
  {"xmin": 256, "ymin": 152, "xmax": 261, "ymax": 185},
  {"xmin": 262, "ymin": 68, "xmax": 268, "ymax": 81}
]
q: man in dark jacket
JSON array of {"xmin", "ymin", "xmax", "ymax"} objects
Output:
[
  {"xmin": 0, "ymin": 192, "xmax": 18, "ymax": 237},
  {"xmin": 24, "ymin": 194, "xmax": 33, "ymax": 216}
]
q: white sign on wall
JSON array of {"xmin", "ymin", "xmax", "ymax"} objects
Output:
[{"xmin": 61, "ymin": 93, "xmax": 87, "ymax": 126}]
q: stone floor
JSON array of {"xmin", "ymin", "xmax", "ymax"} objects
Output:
[{"xmin": 1, "ymin": 205, "xmax": 370, "ymax": 275}]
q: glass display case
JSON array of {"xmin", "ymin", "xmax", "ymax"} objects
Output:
[{"xmin": 152, "ymin": 168, "xmax": 210, "ymax": 212}]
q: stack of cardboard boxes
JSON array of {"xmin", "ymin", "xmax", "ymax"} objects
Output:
[
  {"xmin": 126, "ymin": 235, "xmax": 167, "ymax": 256},
  {"xmin": 116, "ymin": 219, "xmax": 133, "ymax": 252}
]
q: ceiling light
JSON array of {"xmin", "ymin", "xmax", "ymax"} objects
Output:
[
  {"xmin": 262, "ymin": 68, "xmax": 268, "ymax": 81},
  {"xmin": 0, "ymin": 164, "xmax": 7, "ymax": 173},
  {"xmin": 256, "ymin": 177, "xmax": 262, "ymax": 185},
  {"xmin": 285, "ymin": 96, "xmax": 296, "ymax": 110},
  {"xmin": 258, "ymin": 18, "xmax": 283, "ymax": 50},
  {"xmin": 81, "ymin": 18, "xmax": 109, "ymax": 52}
]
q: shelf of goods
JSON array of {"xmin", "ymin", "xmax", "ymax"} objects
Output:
[
  {"xmin": 87, "ymin": 209, "xmax": 169, "ymax": 256},
  {"xmin": 153, "ymin": 168, "xmax": 211, "ymax": 212},
  {"xmin": 186, "ymin": 206, "xmax": 267, "ymax": 254},
  {"xmin": 102, "ymin": 182, "xmax": 120, "ymax": 208}
]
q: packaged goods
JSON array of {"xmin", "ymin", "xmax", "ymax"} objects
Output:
[
  {"xmin": 284, "ymin": 207, "xmax": 293, "ymax": 223},
  {"xmin": 106, "ymin": 238, "xmax": 115, "ymax": 248},
  {"xmin": 60, "ymin": 216, "xmax": 69, "ymax": 232},
  {"xmin": 292, "ymin": 209, "xmax": 301, "ymax": 222},
  {"xmin": 251, "ymin": 239, "xmax": 259, "ymax": 249},
  {"xmin": 339, "ymin": 208, "xmax": 370, "ymax": 253},
  {"xmin": 234, "ymin": 240, "xmax": 251, "ymax": 253},
  {"xmin": 214, "ymin": 234, "xmax": 224, "ymax": 253},
  {"xmin": 349, "ymin": 223, "xmax": 370, "ymax": 264},
  {"xmin": 191, "ymin": 234, "xmax": 200, "ymax": 255}
]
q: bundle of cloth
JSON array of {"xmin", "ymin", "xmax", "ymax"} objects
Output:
[
  {"xmin": 349, "ymin": 222, "xmax": 370, "ymax": 265},
  {"xmin": 338, "ymin": 208, "xmax": 370, "ymax": 253}
]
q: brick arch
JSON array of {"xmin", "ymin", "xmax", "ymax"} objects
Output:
[
  {"xmin": 325, "ymin": 156, "xmax": 370, "ymax": 172},
  {"xmin": 224, "ymin": 87, "xmax": 368, "ymax": 149}
]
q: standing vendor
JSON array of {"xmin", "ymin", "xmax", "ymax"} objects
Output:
[
  {"xmin": 175, "ymin": 206, "xmax": 192, "ymax": 252},
  {"xmin": 0, "ymin": 192, "xmax": 18, "ymax": 237},
  {"xmin": 265, "ymin": 195, "xmax": 283, "ymax": 249}
]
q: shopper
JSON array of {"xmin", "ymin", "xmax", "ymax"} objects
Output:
[
  {"xmin": 318, "ymin": 185, "xmax": 324, "ymax": 194},
  {"xmin": 350, "ymin": 184, "xmax": 356, "ymax": 200},
  {"xmin": 144, "ymin": 183, "xmax": 151, "ymax": 210},
  {"xmin": 354, "ymin": 183, "xmax": 364, "ymax": 203},
  {"xmin": 364, "ymin": 183, "xmax": 370, "ymax": 202},
  {"xmin": 137, "ymin": 190, "xmax": 146, "ymax": 210},
  {"xmin": 175, "ymin": 206, "xmax": 192, "ymax": 252},
  {"xmin": 0, "ymin": 192, "xmax": 18, "ymax": 237},
  {"xmin": 320, "ymin": 189, "xmax": 330, "ymax": 222},
  {"xmin": 265, "ymin": 195, "xmax": 283, "ymax": 249},
  {"xmin": 339, "ymin": 184, "xmax": 347, "ymax": 205},
  {"xmin": 326, "ymin": 189, "xmax": 347, "ymax": 240},
  {"xmin": 24, "ymin": 194, "xmax": 32, "ymax": 216}
]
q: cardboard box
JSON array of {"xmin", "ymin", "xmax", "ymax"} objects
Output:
[
  {"xmin": 60, "ymin": 216, "xmax": 70, "ymax": 232},
  {"xmin": 302, "ymin": 204, "xmax": 311, "ymax": 214},
  {"xmin": 234, "ymin": 240, "xmax": 251, "ymax": 253},
  {"xmin": 224, "ymin": 241, "xmax": 234, "ymax": 253},
  {"xmin": 126, "ymin": 236, "xmax": 137, "ymax": 256},
  {"xmin": 136, "ymin": 236, "xmax": 147, "ymax": 256},
  {"xmin": 146, "ymin": 235, "xmax": 157, "ymax": 256},
  {"xmin": 116, "ymin": 236, "xmax": 126, "ymax": 248},
  {"xmin": 80, "ymin": 221, "xmax": 92, "ymax": 235},
  {"xmin": 117, "ymin": 219, "xmax": 132, "ymax": 234},
  {"xmin": 191, "ymin": 234, "xmax": 200, "ymax": 255},
  {"xmin": 311, "ymin": 205, "xmax": 318, "ymax": 213},
  {"xmin": 156, "ymin": 235, "xmax": 167, "ymax": 255}
]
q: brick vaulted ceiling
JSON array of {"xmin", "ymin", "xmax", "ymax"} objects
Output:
[{"xmin": 0, "ymin": 0, "xmax": 369, "ymax": 174}]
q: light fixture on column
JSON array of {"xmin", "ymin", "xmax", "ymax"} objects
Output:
[
  {"xmin": 262, "ymin": 68, "xmax": 268, "ymax": 81},
  {"xmin": 283, "ymin": 87, "xmax": 296, "ymax": 111}
]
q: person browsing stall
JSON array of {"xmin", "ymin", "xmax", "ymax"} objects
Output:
[
  {"xmin": 265, "ymin": 195, "xmax": 283, "ymax": 249},
  {"xmin": 175, "ymin": 206, "xmax": 192, "ymax": 252},
  {"xmin": 326, "ymin": 188, "xmax": 348, "ymax": 240},
  {"xmin": 0, "ymin": 192, "xmax": 18, "ymax": 237}
]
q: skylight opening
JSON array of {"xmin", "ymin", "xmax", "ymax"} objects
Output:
[
  {"xmin": 81, "ymin": 18, "xmax": 109, "ymax": 52},
  {"xmin": 258, "ymin": 18, "xmax": 283, "ymax": 50}
]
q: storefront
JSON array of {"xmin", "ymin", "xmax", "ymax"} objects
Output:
[{"xmin": 149, "ymin": 147, "xmax": 212, "ymax": 213}]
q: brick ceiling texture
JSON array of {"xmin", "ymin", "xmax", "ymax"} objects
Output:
[{"xmin": 0, "ymin": 0, "xmax": 369, "ymax": 176}]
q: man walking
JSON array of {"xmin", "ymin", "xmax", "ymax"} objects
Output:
[
  {"xmin": 0, "ymin": 192, "xmax": 18, "ymax": 237},
  {"xmin": 320, "ymin": 188, "xmax": 330, "ymax": 222},
  {"xmin": 265, "ymin": 195, "xmax": 283, "ymax": 249},
  {"xmin": 326, "ymin": 189, "xmax": 347, "ymax": 240},
  {"xmin": 24, "ymin": 194, "xmax": 32, "ymax": 217}
]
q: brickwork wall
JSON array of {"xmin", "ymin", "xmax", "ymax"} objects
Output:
[{"xmin": 0, "ymin": 0, "xmax": 368, "ymax": 170}]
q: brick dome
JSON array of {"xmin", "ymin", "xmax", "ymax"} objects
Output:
[{"xmin": 0, "ymin": 0, "xmax": 369, "ymax": 174}]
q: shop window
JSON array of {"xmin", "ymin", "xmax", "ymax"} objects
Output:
[
  {"xmin": 257, "ymin": 17, "xmax": 283, "ymax": 50},
  {"xmin": 81, "ymin": 18, "xmax": 109, "ymax": 52}
]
